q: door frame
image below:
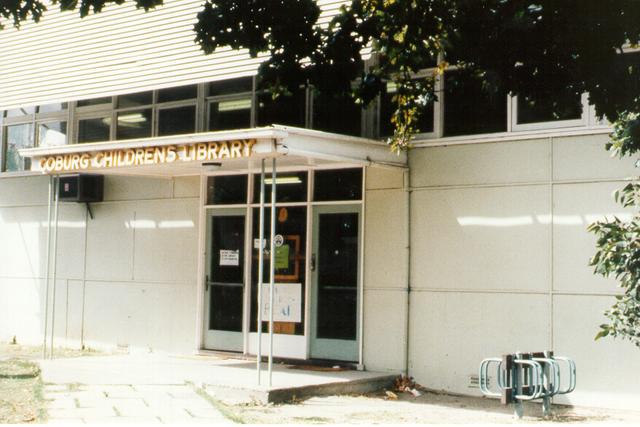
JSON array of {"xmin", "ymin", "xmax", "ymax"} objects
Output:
[
  {"xmin": 195, "ymin": 166, "xmax": 366, "ymax": 366},
  {"xmin": 202, "ymin": 207, "xmax": 249, "ymax": 352},
  {"xmin": 309, "ymin": 203, "xmax": 363, "ymax": 362}
]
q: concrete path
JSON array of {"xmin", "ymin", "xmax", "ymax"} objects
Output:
[
  {"xmin": 39, "ymin": 353, "xmax": 389, "ymax": 423},
  {"xmin": 44, "ymin": 383, "xmax": 230, "ymax": 424}
]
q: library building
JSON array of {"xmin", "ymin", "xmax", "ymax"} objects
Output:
[{"xmin": 1, "ymin": 0, "xmax": 639, "ymax": 411}]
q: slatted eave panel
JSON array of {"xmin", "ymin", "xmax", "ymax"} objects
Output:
[{"xmin": 0, "ymin": 0, "xmax": 354, "ymax": 110}]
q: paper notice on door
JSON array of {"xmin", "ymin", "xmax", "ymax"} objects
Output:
[
  {"xmin": 261, "ymin": 283, "xmax": 302, "ymax": 322},
  {"xmin": 219, "ymin": 249, "xmax": 240, "ymax": 266}
]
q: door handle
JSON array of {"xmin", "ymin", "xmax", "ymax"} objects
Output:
[
  {"xmin": 205, "ymin": 275, "xmax": 209, "ymax": 292},
  {"xmin": 311, "ymin": 253, "xmax": 316, "ymax": 272}
]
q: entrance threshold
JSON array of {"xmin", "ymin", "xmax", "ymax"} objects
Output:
[{"xmin": 196, "ymin": 349, "xmax": 361, "ymax": 370}]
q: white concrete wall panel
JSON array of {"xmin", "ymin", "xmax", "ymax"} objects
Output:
[
  {"xmin": 362, "ymin": 167, "xmax": 409, "ymax": 372},
  {"xmin": 410, "ymin": 139, "xmax": 551, "ymax": 188},
  {"xmin": 365, "ymin": 167, "xmax": 404, "ymax": 190},
  {"xmin": 411, "ymin": 186, "xmax": 551, "ymax": 292},
  {"xmin": 0, "ymin": 277, "xmax": 45, "ymax": 344},
  {"xmin": 363, "ymin": 289, "xmax": 407, "ymax": 372},
  {"xmin": 408, "ymin": 134, "xmax": 640, "ymax": 410},
  {"xmin": 173, "ymin": 176, "xmax": 200, "ymax": 198},
  {"xmin": 82, "ymin": 280, "xmax": 196, "ymax": 353},
  {"xmin": 409, "ymin": 291, "xmax": 550, "ymax": 395},
  {"xmin": 132, "ymin": 199, "xmax": 199, "ymax": 283},
  {"xmin": 53, "ymin": 204, "xmax": 88, "ymax": 281},
  {"xmin": 0, "ymin": 205, "xmax": 48, "ymax": 278},
  {"xmin": 553, "ymin": 295, "xmax": 640, "ymax": 410},
  {"xmin": 553, "ymin": 182, "xmax": 632, "ymax": 295},
  {"xmin": 553, "ymin": 134, "xmax": 637, "ymax": 182},
  {"xmin": 364, "ymin": 188, "xmax": 407, "ymax": 290},
  {"xmin": 104, "ymin": 176, "xmax": 174, "ymax": 201},
  {"xmin": 85, "ymin": 202, "xmax": 135, "ymax": 282},
  {"xmin": 0, "ymin": 176, "xmax": 49, "ymax": 207}
]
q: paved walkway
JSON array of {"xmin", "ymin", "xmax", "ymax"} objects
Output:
[
  {"xmin": 39, "ymin": 353, "xmax": 386, "ymax": 423},
  {"xmin": 45, "ymin": 383, "xmax": 229, "ymax": 424}
]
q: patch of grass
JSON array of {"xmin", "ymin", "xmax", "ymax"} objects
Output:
[
  {"xmin": 187, "ymin": 381, "xmax": 246, "ymax": 424},
  {"xmin": 0, "ymin": 342, "xmax": 104, "ymax": 360},
  {"xmin": 0, "ymin": 360, "xmax": 46, "ymax": 424}
]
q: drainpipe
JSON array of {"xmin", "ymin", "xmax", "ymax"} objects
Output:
[
  {"xmin": 404, "ymin": 168, "xmax": 412, "ymax": 376},
  {"xmin": 42, "ymin": 175, "xmax": 54, "ymax": 359},
  {"xmin": 49, "ymin": 176, "xmax": 60, "ymax": 359}
]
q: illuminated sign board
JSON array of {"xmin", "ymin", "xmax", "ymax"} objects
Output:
[{"xmin": 37, "ymin": 139, "xmax": 256, "ymax": 173}]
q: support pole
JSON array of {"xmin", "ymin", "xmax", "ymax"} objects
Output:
[
  {"xmin": 49, "ymin": 176, "xmax": 60, "ymax": 359},
  {"xmin": 256, "ymin": 159, "xmax": 266, "ymax": 385},
  {"xmin": 42, "ymin": 175, "xmax": 54, "ymax": 359},
  {"xmin": 268, "ymin": 158, "xmax": 276, "ymax": 387}
]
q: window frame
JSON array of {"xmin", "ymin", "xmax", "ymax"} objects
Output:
[{"xmin": 509, "ymin": 93, "xmax": 590, "ymax": 132}]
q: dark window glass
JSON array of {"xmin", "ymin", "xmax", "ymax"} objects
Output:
[
  {"xmin": 314, "ymin": 168, "xmax": 362, "ymax": 201},
  {"xmin": 158, "ymin": 85, "xmax": 198, "ymax": 103},
  {"xmin": 37, "ymin": 103, "xmax": 67, "ymax": 114},
  {"xmin": 517, "ymin": 94, "xmax": 583, "ymax": 124},
  {"xmin": 209, "ymin": 77, "xmax": 253, "ymax": 96},
  {"xmin": 5, "ymin": 123, "xmax": 34, "ymax": 171},
  {"xmin": 6, "ymin": 107, "xmax": 36, "ymax": 117},
  {"xmin": 116, "ymin": 109, "xmax": 152, "ymax": 140},
  {"xmin": 209, "ymin": 215, "xmax": 245, "ymax": 332},
  {"xmin": 252, "ymin": 171, "xmax": 307, "ymax": 203},
  {"xmin": 380, "ymin": 81, "xmax": 434, "ymax": 137},
  {"xmin": 316, "ymin": 212, "xmax": 359, "ymax": 340},
  {"xmin": 117, "ymin": 91, "xmax": 153, "ymax": 109},
  {"xmin": 257, "ymin": 90, "xmax": 306, "ymax": 128},
  {"xmin": 158, "ymin": 105, "xmax": 196, "ymax": 136},
  {"xmin": 209, "ymin": 98, "xmax": 252, "ymax": 131},
  {"xmin": 206, "ymin": 175, "xmax": 248, "ymax": 205},
  {"xmin": 443, "ymin": 70, "xmax": 507, "ymax": 137},
  {"xmin": 250, "ymin": 206, "xmax": 307, "ymax": 335},
  {"xmin": 38, "ymin": 121, "xmax": 67, "ymax": 147},
  {"xmin": 313, "ymin": 92, "xmax": 361, "ymax": 136},
  {"xmin": 78, "ymin": 117, "xmax": 111, "ymax": 143},
  {"xmin": 77, "ymin": 97, "xmax": 112, "ymax": 107}
]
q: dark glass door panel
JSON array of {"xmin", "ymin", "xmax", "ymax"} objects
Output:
[
  {"xmin": 250, "ymin": 206, "xmax": 307, "ymax": 336},
  {"xmin": 209, "ymin": 215, "xmax": 245, "ymax": 332},
  {"xmin": 316, "ymin": 212, "xmax": 359, "ymax": 340}
]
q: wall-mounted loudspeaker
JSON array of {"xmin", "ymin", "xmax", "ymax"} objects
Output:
[{"xmin": 58, "ymin": 174, "xmax": 104, "ymax": 203}]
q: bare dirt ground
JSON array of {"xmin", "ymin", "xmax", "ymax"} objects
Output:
[
  {"xmin": 224, "ymin": 389, "xmax": 640, "ymax": 424},
  {"xmin": 0, "ymin": 358, "xmax": 45, "ymax": 423}
]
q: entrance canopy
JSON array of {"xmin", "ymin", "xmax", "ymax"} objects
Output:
[{"xmin": 19, "ymin": 125, "xmax": 407, "ymax": 177}]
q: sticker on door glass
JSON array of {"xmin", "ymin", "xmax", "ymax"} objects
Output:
[
  {"xmin": 219, "ymin": 249, "xmax": 240, "ymax": 266},
  {"xmin": 261, "ymin": 283, "xmax": 302, "ymax": 322}
]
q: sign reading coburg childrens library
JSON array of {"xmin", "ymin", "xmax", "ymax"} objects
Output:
[{"xmin": 38, "ymin": 139, "xmax": 256, "ymax": 173}]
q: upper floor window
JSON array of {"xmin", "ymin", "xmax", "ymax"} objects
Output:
[
  {"xmin": 312, "ymin": 91, "xmax": 361, "ymax": 137},
  {"xmin": 38, "ymin": 121, "xmax": 67, "ymax": 147},
  {"xmin": 443, "ymin": 70, "xmax": 508, "ymax": 137},
  {"xmin": 380, "ymin": 81, "xmax": 435, "ymax": 137},
  {"xmin": 4, "ymin": 123, "xmax": 34, "ymax": 172}
]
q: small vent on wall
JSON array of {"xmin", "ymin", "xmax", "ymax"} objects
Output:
[{"xmin": 468, "ymin": 374, "xmax": 489, "ymax": 388}]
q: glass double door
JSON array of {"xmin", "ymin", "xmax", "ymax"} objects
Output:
[{"xmin": 204, "ymin": 205, "xmax": 361, "ymax": 362}]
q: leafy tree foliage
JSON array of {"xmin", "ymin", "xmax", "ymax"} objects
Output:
[{"xmin": 589, "ymin": 112, "xmax": 640, "ymax": 348}]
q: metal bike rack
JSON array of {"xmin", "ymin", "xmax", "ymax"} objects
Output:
[{"xmin": 479, "ymin": 351, "xmax": 576, "ymax": 418}]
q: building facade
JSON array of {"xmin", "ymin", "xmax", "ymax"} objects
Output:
[{"xmin": 1, "ymin": 0, "xmax": 639, "ymax": 411}]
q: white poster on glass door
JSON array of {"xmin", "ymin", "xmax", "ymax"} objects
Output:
[{"xmin": 261, "ymin": 283, "xmax": 302, "ymax": 322}]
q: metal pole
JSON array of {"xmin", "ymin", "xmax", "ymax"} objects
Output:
[
  {"xmin": 256, "ymin": 159, "xmax": 266, "ymax": 385},
  {"xmin": 268, "ymin": 158, "xmax": 276, "ymax": 386},
  {"xmin": 42, "ymin": 175, "xmax": 54, "ymax": 359},
  {"xmin": 49, "ymin": 176, "xmax": 60, "ymax": 359}
]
